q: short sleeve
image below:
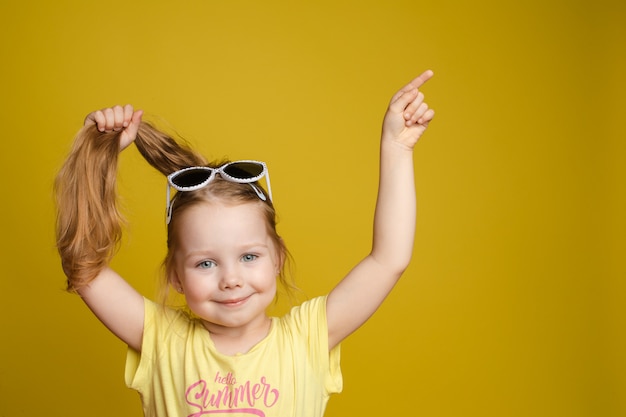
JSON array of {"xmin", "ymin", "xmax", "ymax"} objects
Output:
[
  {"xmin": 125, "ymin": 298, "xmax": 157, "ymax": 390},
  {"xmin": 284, "ymin": 296, "xmax": 343, "ymax": 394},
  {"xmin": 125, "ymin": 299, "xmax": 184, "ymax": 391}
]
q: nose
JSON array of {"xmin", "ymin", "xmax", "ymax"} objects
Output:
[{"xmin": 219, "ymin": 265, "xmax": 242, "ymax": 290}]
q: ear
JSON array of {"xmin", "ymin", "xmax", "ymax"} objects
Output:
[
  {"xmin": 275, "ymin": 237, "xmax": 287, "ymax": 275},
  {"xmin": 169, "ymin": 269, "xmax": 184, "ymax": 294}
]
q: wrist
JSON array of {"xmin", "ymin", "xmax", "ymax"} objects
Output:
[{"xmin": 380, "ymin": 135, "xmax": 417, "ymax": 154}]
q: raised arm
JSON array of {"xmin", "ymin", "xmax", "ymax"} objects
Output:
[
  {"xmin": 56, "ymin": 105, "xmax": 145, "ymax": 351},
  {"xmin": 326, "ymin": 71, "xmax": 435, "ymax": 349}
]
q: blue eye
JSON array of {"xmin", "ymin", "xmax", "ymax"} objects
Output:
[
  {"xmin": 242, "ymin": 254, "xmax": 258, "ymax": 262},
  {"xmin": 197, "ymin": 260, "xmax": 216, "ymax": 269}
]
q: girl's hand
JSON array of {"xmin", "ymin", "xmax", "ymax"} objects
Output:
[
  {"xmin": 84, "ymin": 104, "xmax": 143, "ymax": 151},
  {"xmin": 381, "ymin": 70, "xmax": 435, "ymax": 149}
]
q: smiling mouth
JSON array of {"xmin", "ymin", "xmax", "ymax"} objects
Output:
[{"xmin": 218, "ymin": 295, "xmax": 251, "ymax": 307}]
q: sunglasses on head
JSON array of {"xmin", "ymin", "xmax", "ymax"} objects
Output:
[{"xmin": 165, "ymin": 160, "xmax": 272, "ymax": 224}]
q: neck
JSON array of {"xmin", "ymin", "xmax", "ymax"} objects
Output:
[{"xmin": 203, "ymin": 316, "xmax": 272, "ymax": 356}]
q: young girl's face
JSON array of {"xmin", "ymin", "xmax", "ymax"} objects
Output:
[{"xmin": 170, "ymin": 200, "xmax": 280, "ymax": 334}]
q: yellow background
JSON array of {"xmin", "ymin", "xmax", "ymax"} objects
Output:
[{"xmin": 1, "ymin": 0, "xmax": 624, "ymax": 416}]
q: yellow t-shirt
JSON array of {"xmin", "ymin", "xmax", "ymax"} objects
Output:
[{"xmin": 126, "ymin": 296, "xmax": 342, "ymax": 417}]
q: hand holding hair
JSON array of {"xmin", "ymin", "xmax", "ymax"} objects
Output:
[{"xmin": 84, "ymin": 104, "xmax": 143, "ymax": 151}]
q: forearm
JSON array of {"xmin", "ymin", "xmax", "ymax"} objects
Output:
[{"xmin": 370, "ymin": 139, "xmax": 416, "ymax": 274}]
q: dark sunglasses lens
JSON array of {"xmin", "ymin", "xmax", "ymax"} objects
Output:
[
  {"xmin": 223, "ymin": 162, "xmax": 264, "ymax": 179},
  {"xmin": 171, "ymin": 169, "xmax": 212, "ymax": 188}
]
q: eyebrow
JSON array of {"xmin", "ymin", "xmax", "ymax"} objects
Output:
[{"xmin": 182, "ymin": 243, "xmax": 271, "ymax": 258}]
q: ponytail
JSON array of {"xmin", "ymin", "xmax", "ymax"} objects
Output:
[{"xmin": 55, "ymin": 121, "xmax": 205, "ymax": 291}]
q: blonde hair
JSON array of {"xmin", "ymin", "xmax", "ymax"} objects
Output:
[{"xmin": 55, "ymin": 121, "xmax": 295, "ymax": 302}]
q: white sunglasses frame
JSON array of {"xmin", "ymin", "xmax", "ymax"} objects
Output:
[{"xmin": 165, "ymin": 160, "xmax": 273, "ymax": 224}]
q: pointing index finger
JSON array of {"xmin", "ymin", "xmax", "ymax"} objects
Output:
[
  {"xmin": 406, "ymin": 69, "xmax": 434, "ymax": 90},
  {"xmin": 390, "ymin": 70, "xmax": 434, "ymax": 105}
]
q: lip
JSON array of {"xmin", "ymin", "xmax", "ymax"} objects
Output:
[{"xmin": 217, "ymin": 295, "xmax": 252, "ymax": 307}]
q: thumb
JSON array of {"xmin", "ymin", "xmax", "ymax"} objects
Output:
[
  {"xmin": 125, "ymin": 109, "xmax": 144, "ymax": 139},
  {"xmin": 119, "ymin": 110, "xmax": 143, "ymax": 151}
]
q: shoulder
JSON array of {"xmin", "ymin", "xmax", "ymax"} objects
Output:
[
  {"xmin": 144, "ymin": 298, "xmax": 185, "ymax": 321},
  {"xmin": 276, "ymin": 296, "xmax": 329, "ymax": 337},
  {"xmin": 143, "ymin": 298, "xmax": 198, "ymax": 342},
  {"xmin": 281, "ymin": 295, "xmax": 327, "ymax": 320}
]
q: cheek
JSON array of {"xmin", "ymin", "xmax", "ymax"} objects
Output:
[
  {"xmin": 267, "ymin": 275, "xmax": 278, "ymax": 294},
  {"xmin": 179, "ymin": 270, "xmax": 216, "ymax": 295},
  {"xmin": 253, "ymin": 267, "xmax": 277, "ymax": 292}
]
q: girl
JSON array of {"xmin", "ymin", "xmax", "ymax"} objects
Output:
[{"xmin": 55, "ymin": 70, "xmax": 435, "ymax": 416}]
